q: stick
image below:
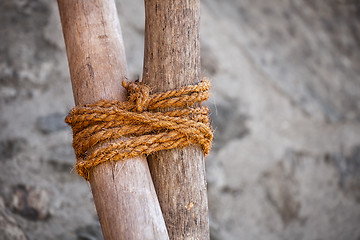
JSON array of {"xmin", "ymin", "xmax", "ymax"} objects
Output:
[
  {"xmin": 58, "ymin": 1, "xmax": 169, "ymax": 239},
  {"xmin": 142, "ymin": 0, "xmax": 210, "ymax": 239}
]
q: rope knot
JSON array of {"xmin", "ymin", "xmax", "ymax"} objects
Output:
[{"xmin": 122, "ymin": 80, "xmax": 150, "ymax": 112}]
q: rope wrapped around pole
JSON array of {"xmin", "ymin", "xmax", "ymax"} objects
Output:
[{"xmin": 66, "ymin": 78, "xmax": 213, "ymax": 180}]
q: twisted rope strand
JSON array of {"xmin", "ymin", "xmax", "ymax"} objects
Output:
[{"xmin": 66, "ymin": 78, "xmax": 213, "ymax": 180}]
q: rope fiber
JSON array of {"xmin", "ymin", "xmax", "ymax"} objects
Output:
[{"xmin": 65, "ymin": 78, "xmax": 213, "ymax": 180}]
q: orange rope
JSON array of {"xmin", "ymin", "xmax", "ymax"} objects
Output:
[{"xmin": 65, "ymin": 78, "xmax": 213, "ymax": 180}]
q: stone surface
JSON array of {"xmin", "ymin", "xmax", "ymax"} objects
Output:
[
  {"xmin": 208, "ymin": 100, "xmax": 248, "ymax": 150},
  {"xmin": 36, "ymin": 113, "xmax": 68, "ymax": 134},
  {"xmin": 0, "ymin": 0, "xmax": 360, "ymax": 239},
  {"xmin": 75, "ymin": 224, "xmax": 104, "ymax": 240},
  {"xmin": 47, "ymin": 143, "xmax": 75, "ymax": 172},
  {"xmin": 10, "ymin": 185, "xmax": 50, "ymax": 221},
  {"xmin": 0, "ymin": 196, "xmax": 28, "ymax": 240},
  {"xmin": 0, "ymin": 138, "xmax": 27, "ymax": 161}
]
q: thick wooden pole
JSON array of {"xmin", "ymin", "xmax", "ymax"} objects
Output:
[
  {"xmin": 58, "ymin": 1, "xmax": 169, "ymax": 239},
  {"xmin": 142, "ymin": 1, "xmax": 210, "ymax": 239}
]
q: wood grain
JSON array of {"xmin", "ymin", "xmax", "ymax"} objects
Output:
[
  {"xmin": 142, "ymin": 0, "xmax": 210, "ymax": 239},
  {"xmin": 58, "ymin": 0, "xmax": 169, "ymax": 239}
]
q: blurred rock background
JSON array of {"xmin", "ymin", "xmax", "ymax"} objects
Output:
[{"xmin": 1, "ymin": 0, "xmax": 360, "ymax": 239}]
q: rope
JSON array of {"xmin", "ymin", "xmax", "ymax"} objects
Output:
[{"xmin": 65, "ymin": 78, "xmax": 213, "ymax": 180}]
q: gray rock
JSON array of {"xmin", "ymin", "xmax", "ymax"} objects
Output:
[
  {"xmin": 58, "ymin": 236, "xmax": 76, "ymax": 240},
  {"xmin": 36, "ymin": 113, "xmax": 68, "ymax": 134},
  {"xmin": 10, "ymin": 185, "xmax": 50, "ymax": 221},
  {"xmin": 330, "ymin": 146, "xmax": 360, "ymax": 202},
  {"xmin": 48, "ymin": 144, "xmax": 75, "ymax": 172},
  {"xmin": 201, "ymin": 44, "xmax": 219, "ymax": 76},
  {"xmin": 75, "ymin": 224, "xmax": 104, "ymax": 240},
  {"xmin": 0, "ymin": 0, "xmax": 54, "ymax": 101},
  {"xmin": 261, "ymin": 161, "xmax": 302, "ymax": 225},
  {"xmin": 203, "ymin": 0, "xmax": 360, "ymax": 122},
  {"xmin": 208, "ymin": 100, "xmax": 248, "ymax": 150},
  {"xmin": 0, "ymin": 196, "xmax": 28, "ymax": 240},
  {"xmin": 0, "ymin": 86, "xmax": 17, "ymax": 99},
  {"xmin": 0, "ymin": 138, "xmax": 27, "ymax": 161}
]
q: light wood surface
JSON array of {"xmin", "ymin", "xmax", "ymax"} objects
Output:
[
  {"xmin": 58, "ymin": 0, "xmax": 169, "ymax": 239},
  {"xmin": 142, "ymin": 0, "xmax": 210, "ymax": 239}
]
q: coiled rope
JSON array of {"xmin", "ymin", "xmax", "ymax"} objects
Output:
[{"xmin": 65, "ymin": 78, "xmax": 213, "ymax": 180}]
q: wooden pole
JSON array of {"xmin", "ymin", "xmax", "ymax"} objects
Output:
[
  {"xmin": 142, "ymin": 0, "xmax": 210, "ymax": 239},
  {"xmin": 57, "ymin": 1, "xmax": 169, "ymax": 239}
]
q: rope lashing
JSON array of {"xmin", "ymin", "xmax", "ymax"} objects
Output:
[{"xmin": 65, "ymin": 78, "xmax": 213, "ymax": 180}]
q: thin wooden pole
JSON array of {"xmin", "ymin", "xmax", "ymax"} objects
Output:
[
  {"xmin": 58, "ymin": 1, "xmax": 169, "ymax": 239},
  {"xmin": 142, "ymin": 0, "xmax": 210, "ymax": 239}
]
